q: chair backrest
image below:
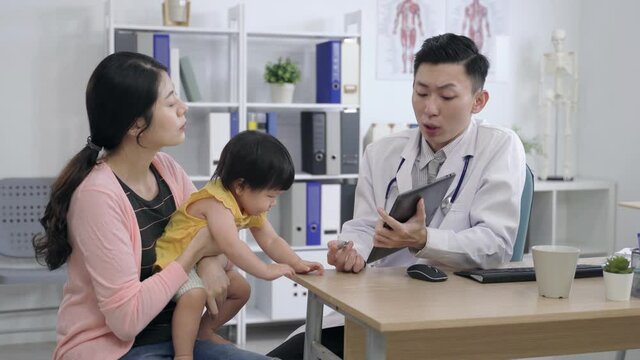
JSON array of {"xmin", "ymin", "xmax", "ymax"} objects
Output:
[
  {"xmin": 511, "ymin": 165, "xmax": 534, "ymax": 262},
  {"xmin": 0, "ymin": 178, "xmax": 54, "ymax": 258}
]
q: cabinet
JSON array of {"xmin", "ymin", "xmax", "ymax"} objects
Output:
[
  {"xmin": 528, "ymin": 179, "xmax": 616, "ymax": 256},
  {"xmin": 107, "ymin": 1, "xmax": 361, "ymax": 345}
]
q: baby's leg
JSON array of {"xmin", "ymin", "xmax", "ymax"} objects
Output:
[
  {"xmin": 198, "ymin": 270, "xmax": 251, "ymax": 344},
  {"xmin": 173, "ymin": 270, "xmax": 207, "ymax": 360}
]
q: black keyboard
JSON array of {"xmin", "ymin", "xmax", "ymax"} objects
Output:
[{"xmin": 454, "ymin": 264, "xmax": 603, "ymax": 284}]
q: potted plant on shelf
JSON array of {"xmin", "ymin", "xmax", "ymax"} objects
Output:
[
  {"xmin": 603, "ymin": 255, "xmax": 634, "ymax": 301},
  {"xmin": 264, "ymin": 57, "xmax": 301, "ymax": 103}
]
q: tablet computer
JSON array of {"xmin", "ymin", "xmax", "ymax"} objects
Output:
[{"xmin": 366, "ymin": 172, "xmax": 456, "ymax": 264}]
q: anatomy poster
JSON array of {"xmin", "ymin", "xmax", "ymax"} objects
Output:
[
  {"xmin": 446, "ymin": 0, "xmax": 509, "ymax": 81},
  {"xmin": 377, "ymin": 0, "xmax": 446, "ymax": 80}
]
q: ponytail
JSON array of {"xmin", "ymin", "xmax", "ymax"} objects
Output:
[{"xmin": 33, "ymin": 145, "xmax": 100, "ymax": 270}]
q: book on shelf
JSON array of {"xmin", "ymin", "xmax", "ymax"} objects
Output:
[
  {"xmin": 300, "ymin": 110, "xmax": 359, "ymax": 176},
  {"xmin": 230, "ymin": 111, "xmax": 239, "ymax": 137},
  {"xmin": 300, "ymin": 111, "xmax": 327, "ymax": 175},
  {"xmin": 114, "ymin": 30, "xmax": 137, "ymax": 53},
  {"xmin": 247, "ymin": 112, "xmax": 278, "ymax": 137},
  {"xmin": 316, "ymin": 40, "xmax": 341, "ymax": 104},
  {"xmin": 340, "ymin": 110, "xmax": 360, "ymax": 174},
  {"xmin": 180, "ymin": 56, "xmax": 202, "ymax": 102},
  {"xmin": 340, "ymin": 183, "xmax": 356, "ymax": 225},
  {"xmin": 325, "ymin": 111, "xmax": 341, "ymax": 175},
  {"xmin": 170, "ymin": 48, "xmax": 181, "ymax": 96},
  {"xmin": 341, "ymin": 39, "xmax": 360, "ymax": 105},
  {"xmin": 209, "ymin": 112, "xmax": 231, "ymax": 174},
  {"xmin": 135, "ymin": 33, "xmax": 171, "ymax": 72},
  {"xmin": 280, "ymin": 182, "xmax": 307, "ymax": 247},
  {"xmin": 153, "ymin": 34, "xmax": 171, "ymax": 73},
  {"xmin": 305, "ymin": 182, "xmax": 321, "ymax": 246},
  {"xmin": 115, "ymin": 32, "xmax": 174, "ymax": 81},
  {"xmin": 321, "ymin": 183, "xmax": 341, "ymax": 246}
]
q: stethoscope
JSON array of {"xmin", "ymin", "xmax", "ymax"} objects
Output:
[{"xmin": 384, "ymin": 154, "xmax": 473, "ymax": 215}]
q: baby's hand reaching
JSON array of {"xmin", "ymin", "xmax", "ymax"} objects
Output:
[
  {"xmin": 294, "ymin": 260, "xmax": 325, "ymax": 275},
  {"xmin": 263, "ymin": 263, "xmax": 295, "ymax": 280}
]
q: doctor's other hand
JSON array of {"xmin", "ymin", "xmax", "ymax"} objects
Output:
[
  {"xmin": 327, "ymin": 240, "xmax": 365, "ymax": 273},
  {"xmin": 375, "ymin": 198, "xmax": 428, "ymax": 250}
]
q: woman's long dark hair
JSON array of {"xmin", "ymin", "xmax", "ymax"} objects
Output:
[{"xmin": 33, "ymin": 52, "xmax": 167, "ymax": 270}]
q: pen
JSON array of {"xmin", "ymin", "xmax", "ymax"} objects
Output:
[{"xmin": 336, "ymin": 240, "xmax": 351, "ymax": 250}]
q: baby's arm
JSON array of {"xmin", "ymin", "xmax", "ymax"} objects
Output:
[
  {"xmin": 251, "ymin": 220, "xmax": 324, "ymax": 275},
  {"xmin": 196, "ymin": 198, "xmax": 294, "ymax": 280}
]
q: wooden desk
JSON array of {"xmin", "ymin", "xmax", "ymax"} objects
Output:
[
  {"xmin": 619, "ymin": 201, "xmax": 640, "ymax": 210},
  {"xmin": 294, "ymin": 267, "xmax": 640, "ymax": 360}
]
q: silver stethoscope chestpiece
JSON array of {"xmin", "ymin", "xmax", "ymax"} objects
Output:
[{"xmin": 441, "ymin": 195, "xmax": 453, "ymax": 214}]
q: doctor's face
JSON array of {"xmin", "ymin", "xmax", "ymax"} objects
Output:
[{"xmin": 412, "ymin": 63, "xmax": 488, "ymax": 151}]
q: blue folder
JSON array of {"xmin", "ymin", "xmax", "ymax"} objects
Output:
[
  {"xmin": 153, "ymin": 34, "xmax": 171, "ymax": 74},
  {"xmin": 316, "ymin": 40, "xmax": 341, "ymax": 103},
  {"xmin": 306, "ymin": 182, "xmax": 321, "ymax": 246}
]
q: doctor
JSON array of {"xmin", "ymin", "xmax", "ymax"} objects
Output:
[
  {"xmin": 268, "ymin": 32, "xmax": 526, "ymax": 359},
  {"xmin": 331, "ymin": 32, "xmax": 526, "ymax": 273}
]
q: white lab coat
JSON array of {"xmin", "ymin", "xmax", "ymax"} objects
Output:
[
  {"xmin": 339, "ymin": 118, "xmax": 527, "ymax": 270},
  {"xmin": 287, "ymin": 119, "xmax": 527, "ymax": 337}
]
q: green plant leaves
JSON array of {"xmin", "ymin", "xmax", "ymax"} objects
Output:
[
  {"xmin": 604, "ymin": 255, "xmax": 633, "ymax": 274},
  {"xmin": 264, "ymin": 57, "xmax": 301, "ymax": 84}
]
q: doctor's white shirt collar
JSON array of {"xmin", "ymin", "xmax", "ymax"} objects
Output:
[{"xmin": 416, "ymin": 126, "xmax": 467, "ymax": 171}]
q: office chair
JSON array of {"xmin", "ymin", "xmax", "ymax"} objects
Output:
[
  {"xmin": 511, "ymin": 165, "xmax": 534, "ymax": 262},
  {"xmin": 0, "ymin": 177, "xmax": 66, "ymax": 284}
]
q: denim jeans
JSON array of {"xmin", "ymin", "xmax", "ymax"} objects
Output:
[{"xmin": 120, "ymin": 340, "xmax": 274, "ymax": 360}]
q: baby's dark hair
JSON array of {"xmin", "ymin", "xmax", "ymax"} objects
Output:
[{"xmin": 213, "ymin": 130, "xmax": 295, "ymax": 191}]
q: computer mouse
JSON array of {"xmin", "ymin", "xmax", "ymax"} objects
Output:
[{"xmin": 407, "ymin": 264, "xmax": 448, "ymax": 282}]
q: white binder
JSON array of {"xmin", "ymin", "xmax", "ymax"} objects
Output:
[
  {"xmin": 321, "ymin": 184, "xmax": 341, "ymax": 246},
  {"xmin": 280, "ymin": 182, "xmax": 307, "ymax": 247},
  {"xmin": 209, "ymin": 112, "xmax": 231, "ymax": 175},
  {"xmin": 170, "ymin": 48, "xmax": 181, "ymax": 97},
  {"xmin": 325, "ymin": 111, "xmax": 341, "ymax": 175},
  {"xmin": 341, "ymin": 39, "xmax": 360, "ymax": 105}
]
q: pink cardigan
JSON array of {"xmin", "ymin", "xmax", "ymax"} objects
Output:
[{"xmin": 53, "ymin": 153, "xmax": 195, "ymax": 360}]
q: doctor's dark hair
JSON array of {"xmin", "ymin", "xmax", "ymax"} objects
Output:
[
  {"xmin": 413, "ymin": 33, "xmax": 490, "ymax": 92},
  {"xmin": 33, "ymin": 52, "xmax": 167, "ymax": 270},
  {"xmin": 213, "ymin": 130, "xmax": 295, "ymax": 192}
]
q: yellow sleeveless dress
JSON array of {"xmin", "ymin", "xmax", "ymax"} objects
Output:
[{"xmin": 155, "ymin": 178, "xmax": 266, "ymax": 269}]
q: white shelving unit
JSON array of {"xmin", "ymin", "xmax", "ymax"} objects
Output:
[
  {"xmin": 107, "ymin": 1, "xmax": 361, "ymax": 346},
  {"xmin": 529, "ymin": 179, "xmax": 616, "ymax": 256}
]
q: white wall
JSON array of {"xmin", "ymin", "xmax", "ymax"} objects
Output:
[
  {"xmin": 1, "ymin": 0, "xmax": 636, "ymax": 248},
  {"xmin": 579, "ymin": 0, "xmax": 640, "ymax": 249},
  {"xmin": 0, "ymin": 0, "xmax": 105, "ymax": 178}
]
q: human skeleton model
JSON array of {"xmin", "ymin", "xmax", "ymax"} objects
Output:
[
  {"xmin": 539, "ymin": 29, "xmax": 578, "ymax": 180},
  {"xmin": 462, "ymin": 0, "xmax": 491, "ymax": 51},
  {"xmin": 393, "ymin": 0, "xmax": 424, "ymax": 73}
]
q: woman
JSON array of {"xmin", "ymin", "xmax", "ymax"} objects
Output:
[{"xmin": 33, "ymin": 52, "xmax": 271, "ymax": 360}]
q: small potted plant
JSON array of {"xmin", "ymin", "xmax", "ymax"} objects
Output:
[
  {"xmin": 264, "ymin": 57, "xmax": 301, "ymax": 103},
  {"xmin": 603, "ymin": 255, "xmax": 634, "ymax": 301}
]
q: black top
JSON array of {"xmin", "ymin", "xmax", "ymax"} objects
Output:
[{"xmin": 116, "ymin": 165, "xmax": 177, "ymax": 347}]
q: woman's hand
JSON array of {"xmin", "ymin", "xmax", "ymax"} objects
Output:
[
  {"xmin": 196, "ymin": 256, "xmax": 230, "ymax": 317},
  {"xmin": 175, "ymin": 227, "xmax": 220, "ymax": 275},
  {"xmin": 374, "ymin": 198, "xmax": 428, "ymax": 250},
  {"xmin": 327, "ymin": 240, "xmax": 365, "ymax": 273},
  {"xmin": 190, "ymin": 226, "xmax": 221, "ymax": 258}
]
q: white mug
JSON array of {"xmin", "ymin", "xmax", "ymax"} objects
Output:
[{"xmin": 532, "ymin": 245, "xmax": 580, "ymax": 298}]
